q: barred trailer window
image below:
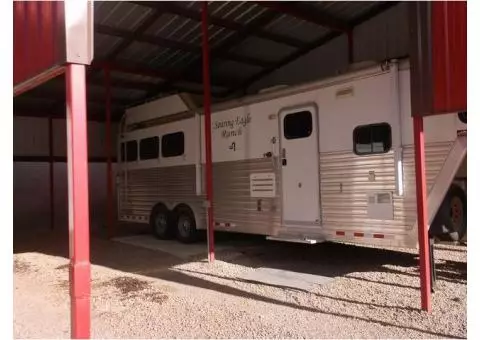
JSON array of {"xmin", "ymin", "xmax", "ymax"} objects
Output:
[{"xmin": 353, "ymin": 123, "xmax": 392, "ymax": 155}]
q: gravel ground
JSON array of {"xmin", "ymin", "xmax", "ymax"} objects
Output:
[{"xmin": 13, "ymin": 231, "xmax": 467, "ymax": 339}]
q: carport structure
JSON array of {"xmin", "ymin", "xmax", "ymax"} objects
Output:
[{"xmin": 13, "ymin": 1, "xmax": 466, "ymax": 338}]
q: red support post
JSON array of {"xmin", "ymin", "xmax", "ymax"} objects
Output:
[
  {"xmin": 201, "ymin": 1, "xmax": 215, "ymax": 263},
  {"xmin": 413, "ymin": 116, "xmax": 432, "ymax": 312},
  {"xmin": 65, "ymin": 63, "xmax": 91, "ymax": 338},
  {"xmin": 104, "ymin": 66, "xmax": 114, "ymax": 239},
  {"xmin": 347, "ymin": 30, "xmax": 354, "ymax": 64},
  {"xmin": 48, "ymin": 115, "xmax": 55, "ymax": 230}
]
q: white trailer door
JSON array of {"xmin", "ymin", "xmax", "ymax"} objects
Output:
[{"xmin": 279, "ymin": 106, "xmax": 321, "ymax": 226}]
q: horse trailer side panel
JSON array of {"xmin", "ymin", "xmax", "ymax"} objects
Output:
[
  {"xmin": 118, "ymin": 165, "xmax": 202, "ymax": 224},
  {"xmin": 209, "ymin": 158, "xmax": 281, "ymax": 235}
]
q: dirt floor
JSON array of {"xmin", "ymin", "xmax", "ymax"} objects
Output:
[{"xmin": 13, "ymin": 226, "xmax": 467, "ymax": 339}]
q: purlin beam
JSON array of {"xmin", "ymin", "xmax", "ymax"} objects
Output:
[
  {"xmin": 256, "ymin": 1, "xmax": 351, "ymax": 32},
  {"xmin": 131, "ymin": 1, "xmax": 305, "ymax": 48}
]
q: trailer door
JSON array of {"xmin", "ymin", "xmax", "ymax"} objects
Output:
[{"xmin": 279, "ymin": 106, "xmax": 321, "ymax": 226}]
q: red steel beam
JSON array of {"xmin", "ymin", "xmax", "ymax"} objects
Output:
[
  {"xmin": 413, "ymin": 116, "xmax": 432, "ymax": 312},
  {"xmin": 48, "ymin": 115, "xmax": 55, "ymax": 230},
  {"xmin": 104, "ymin": 67, "xmax": 115, "ymax": 239},
  {"xmin": 202, "ymin": 1, "xmax": 215, "ymax": 263},
  {"xmin": 65, "ymin": 63, "xmax": 91, "ymax": 338}
]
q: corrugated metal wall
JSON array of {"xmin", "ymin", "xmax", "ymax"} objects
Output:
[
  {"xmin": 13, "ymin": 116, "xmax": 118, "ymax": 232},
  {"xmin": 249, "ymin": 3, "xmax": 409, "ymax": 93}
]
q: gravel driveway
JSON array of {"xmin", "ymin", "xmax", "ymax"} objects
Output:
[{"xmin": 13, "ymin": 230, "xmax": 467, "ymax": 339}]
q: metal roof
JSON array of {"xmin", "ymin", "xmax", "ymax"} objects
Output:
[{"xmin": 14, "ymin": 1, "xmax": 400, "ymax": 122}]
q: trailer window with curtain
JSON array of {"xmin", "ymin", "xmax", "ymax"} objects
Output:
[{"xmin": 353, "ymin": 123, "xmax": 392, "ymax": 155}]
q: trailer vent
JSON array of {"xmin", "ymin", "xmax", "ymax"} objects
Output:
[
  {"xmin": 250, "ymin": 173, "xmax": 276, "ymax": 198},
  {"xmin": 366, "ymin": 192, "xmax": 394, "ymax": 220}
]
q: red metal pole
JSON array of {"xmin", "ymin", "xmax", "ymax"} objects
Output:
[
  {"xmin": 66, "ymin": 63, "xmax": 91, "ymax": 338},
  {"xmin": 413, "ymin": 116, "xmax": 432, "ymax": 312},
  {"xmin": 347, "ymin": 30, "xmax": 354, "ymax": 64},
  {"xmin": 104, "ymin": 66, "xmax": 114, "ymax": 239},
  {"xmin": 48, "ymin": 115, "xmax": 55, "ymax": 230},
  {"xmin": 202, "ymin": 1, "xmax": 215, "ymax": 263}
]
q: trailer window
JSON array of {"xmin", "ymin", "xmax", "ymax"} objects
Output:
[
  {"xmin": 283, "ymin": 111, "xmax": 312, "ymax": 139},
  {"xmin": 353, "ymin": 123, "xmax": 392, "ymax": 155},
  {"xmin": 140, "ymin": 137, "xmax": 159, "ymax": 160},
  {"xmin": 125, "ymin": 140, "xmax": 138, "ymax": 162},
  {"xmin": 162, "ymin": 132, "xmax": 184, "ymax": 158}
]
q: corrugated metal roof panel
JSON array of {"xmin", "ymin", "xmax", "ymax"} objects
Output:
[
  {"xmin": 117, "ymin": 41, "xmax": 165, "ymax": 64},
  {"xmin": 208, "ymin": 1, "xmax": 267, "ymax": 25},
  {"xmin": 230, "ymin": 36, "xmax": 296, "ymax": 62},
  {"xmin": 263, "ymin": 14, "xmax": 329, "ymax": 43},
  {"xmin": 145, "ymin": 12, "xmax": 236, "ymax": 49},
  {"xmin": 312, "ymin": 1, "xmax": 379, "ymax": 22},
  {"xmin": 94, "ymin": 1, "xmax": 153, "ymax": 31},
  {"xmin": 110, "ymin": 71, "xmax": 163, "ymax": 85},
  {"xmin": 93, "ymin": 33, "xmax": 123, "ymax": 59},
  {"xmin": 211, "ymin": 60, "xmax": 263, "ymax": 80}
]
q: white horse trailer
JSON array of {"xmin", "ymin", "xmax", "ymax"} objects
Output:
[{"xmin": 117, "ymin": 59, "xmax": 467, "ymax": 247}]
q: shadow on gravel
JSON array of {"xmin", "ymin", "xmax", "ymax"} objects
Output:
[{"xmin": 14, "ymin": 227, "xmax": 466, "ymax": 339}]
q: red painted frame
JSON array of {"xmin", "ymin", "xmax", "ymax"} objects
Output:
[
  {"xmin": 202, "ymin": 1, "xmax": 215, "ymax": 263},
  {"xmin": 66, "ymin": 64, "xmax": 91, "ymax": 338}
]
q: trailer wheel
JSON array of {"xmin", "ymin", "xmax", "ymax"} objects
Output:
[
  {"xmin": 431, "ymin": 185, "xmax": 467, "ymax": 241},
  {"xmin": 150, "ymin": 203, "xmax": 174, "ymax": 239},
  {"xmin": 174, "ymin": 205, "xmax": 198, "ymax": 244}
]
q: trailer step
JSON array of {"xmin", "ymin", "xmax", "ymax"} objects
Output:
[{"xmin": 266, "ymin": 236, "xmax": 322, "ymax": 244}]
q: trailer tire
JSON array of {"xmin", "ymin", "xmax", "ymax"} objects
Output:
[
  {"xmin": 150, "ymin": 203, "xmax": 174, "ymax": 239},
  {"xmin": 174, "ymin": 205, "xmax": 198, "ymax": 244},
  {"xmin": 430, "ymin": 185, "xmax": 467, "ymax": 241}
]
